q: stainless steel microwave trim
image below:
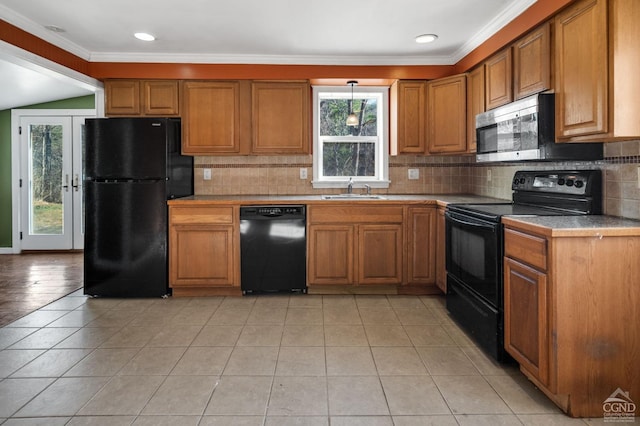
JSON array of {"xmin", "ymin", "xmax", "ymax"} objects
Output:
[
  {"xmin": 476, "ymin": 93, "xmax": 539, "ymax": 129},
  {"xmin": 474, "ymin": 93, "xmax": 603, "ymax": 163},
  {"xmin": 476, "ymin": 149, "xmax": 542, "ymax": 162}
]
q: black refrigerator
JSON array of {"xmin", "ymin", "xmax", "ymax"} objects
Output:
[{"xmin": 83, "ymin": 117, "xmax": 193, "ymax": 297}]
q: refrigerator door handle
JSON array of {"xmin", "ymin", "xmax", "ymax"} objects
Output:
[{"xmin": 63, "ymin": 174, "xmax": 70, "ymax": 192}]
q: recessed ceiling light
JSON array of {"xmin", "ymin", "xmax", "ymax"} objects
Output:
[
  {"xmin": 415, "ymin": 34, "xmax": 438, "ymax": 44},
  {"xmin": 44, "ymin": 25, "xmax": 66, "ymax": 33},
  {"xmin": 134, "ymin": 32, "xmax": 156, "ymax": 41}
]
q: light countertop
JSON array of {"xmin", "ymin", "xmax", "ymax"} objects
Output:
[
  {"xmin": 502, "ymin": 215, "xmax": 640, "ymax": 237},
  {"xmin": 168, "ymin": 194, "xmax": 505, "ymax": 206}
]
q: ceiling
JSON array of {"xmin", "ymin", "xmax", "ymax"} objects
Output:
[{"xmin": 0, "ymin": 0, "xmax": 536, "ymax": 110}]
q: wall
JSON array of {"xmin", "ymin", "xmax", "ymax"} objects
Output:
[
  {"xmin": 469, "ymin": 140, "xmax": 640, "ymax": 220},
  {"xmin": 0, "ymin": 95, "xmax": 95, "ymax": 248},
  {"xmin": 193, "ymin": 155, "xmax": 473, "ymax": 196},
  {"xmin": 193, "ymin": 140, "xmax": 640, "ymax": 221}
]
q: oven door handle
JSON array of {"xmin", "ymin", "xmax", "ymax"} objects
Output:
[{"xmin": 445, "ymin": 211, "xmax": 498, "ymax": 233}]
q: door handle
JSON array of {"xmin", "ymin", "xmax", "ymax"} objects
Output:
[
  {"xmin": 62, "ymin": 174, "xmax": 70, "ymax": 192},
  {"xmin": 72, "ymin": 174, "xmax": 79, "ymax": 191}
]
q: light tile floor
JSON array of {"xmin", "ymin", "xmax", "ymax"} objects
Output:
[{"xmin": 0, "ymin": 292, "xmax": 607, "ymax": 425}]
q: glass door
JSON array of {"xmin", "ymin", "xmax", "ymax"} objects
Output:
[{"xmin": 20, "ymin": 116, "xmax": 88, "ymax": 250}]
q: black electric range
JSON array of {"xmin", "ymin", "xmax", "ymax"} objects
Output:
[{"xmin": 444, "ymin": 170, "xmax": 602, "ymax": 361}]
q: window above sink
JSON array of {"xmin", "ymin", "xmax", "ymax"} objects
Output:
[{"xmin": 311, "ymin": 85, "xmax": 390, "ymax": 190}]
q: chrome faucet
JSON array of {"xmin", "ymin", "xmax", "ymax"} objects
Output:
[
  {"xmin": 364, "ymin": 184, "xmax": 371, "ymax": 195},
  {"xmin": 347, "ymin": 177, "xmax": 354, "ymax": 194}
]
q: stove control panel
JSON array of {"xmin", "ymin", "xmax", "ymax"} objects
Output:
[{"xmin": 512, "ymin": 170, "xmax": 600, "ymax": 196}]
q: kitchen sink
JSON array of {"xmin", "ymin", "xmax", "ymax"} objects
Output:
[{"xmin": 321, "ymin": 194, "xmax": 386, "ymax": 200}]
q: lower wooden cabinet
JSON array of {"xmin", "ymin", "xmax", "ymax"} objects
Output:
[
  {"xmin": 307, "ymin": 205, "xmax": 404, "ymax": 287},
  {"xmin": 435, "ymin": 206, "xmax": 446, "ymax": 292},
  {"xmin": 307, "ymin": 224, "xmax": 354, "ymax": 285},
  {"xmin": 504, "ymin": 256, "xmax": 549, "ymax": 386},
  {"xmin": 168, "ymin": 205, "xmax": 240, "ymax": 296},
  {"xmin": 406, "ymin": 207, "xmax": 436, "ymax": 286},
  {"xmin": 503, "ymin": 219, "xmax": 640, "ymax": 417},
  {"xmin": 167, "ymin": 201, "xmax": 440, "ymax": 295},
  {"xmin": 358, "ymin": 224, "xmax": 403, "ymax": 285}
]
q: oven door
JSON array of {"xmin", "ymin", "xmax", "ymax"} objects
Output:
[{"xmin": 445, "ymin": 209, "xmax": 502, "ymax": 307}]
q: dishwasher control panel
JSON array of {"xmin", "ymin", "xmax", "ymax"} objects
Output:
[{"xmin": 240, "ymin": 205, "xmax": 306, "ymax": 218}]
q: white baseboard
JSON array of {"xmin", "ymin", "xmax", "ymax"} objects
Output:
[{"xmin": 0, "ymin": 247, "xmax": 19, "ymax": 254}]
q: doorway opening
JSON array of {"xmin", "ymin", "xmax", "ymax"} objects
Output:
[{"xmin": 12, "ymin": 110, "xmax": 95, "ymax": 251}]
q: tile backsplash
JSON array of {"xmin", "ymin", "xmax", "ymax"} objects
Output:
[{"xmin": 194, "ymin": 140, "xmax": 640, "ymax": 220}]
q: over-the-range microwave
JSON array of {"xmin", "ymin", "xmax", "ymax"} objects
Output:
[{"xmin": 475, "ymin": 93, "xmax": 603, "ymax": 162}]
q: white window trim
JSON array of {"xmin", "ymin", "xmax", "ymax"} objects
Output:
[{"xmin": 311, "ymin": 85, "xmax": 390, "ymax": 189}]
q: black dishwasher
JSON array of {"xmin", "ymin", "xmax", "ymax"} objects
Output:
[{"xmin": 240, "ymin": 205, "xmax": 307, "ymax": 294}]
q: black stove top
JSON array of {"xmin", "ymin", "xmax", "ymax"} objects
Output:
[{"xmin": 447, "ymin": 170, "xmax": 602, "ymax": 221}]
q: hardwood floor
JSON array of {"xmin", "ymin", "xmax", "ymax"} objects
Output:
[{"xmin": 0, "ymin": 252, "xmax": 83, "ymax": 327}]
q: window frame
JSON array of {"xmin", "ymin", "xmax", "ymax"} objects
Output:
[{"xmin": 311, "ymin": 85, "xmax": 390, "ymax": 189}]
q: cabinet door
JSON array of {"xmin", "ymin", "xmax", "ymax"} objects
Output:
[
  {"xmin": 504, "ymin": 257, "xmax": 549, "ymax": 386},
  {"xmin": 143, "ymin": 80, "xmax": 179, "ymax": 116},
  {"xmin": 358, "ymin": 224, "xmax": 403, "ymax": 285},
  {"xmin": 466, "ymin": 66, "xmax": 485, "ymax": 153},
  {"xmin": 308, "ymin": 225, "xmax": 354, "ymax": 285},
  {"xmin": 485, "ymin": 48, "xmax": 513, "ymax": 110},
  {"xmin": 407, "ymin": 207, "xmax": 436, "ymax": 285},
  {"xmin": 435, "ymin": 207, "xmax": 446, "ymax": 292},
  {"xmin": 170, "ymin": 224, "xmax": 235, "ymax": 287},
  {"xmin": 251, "ymin": 81, "xmax": 309, "ymax": 154},
  {"xmin": 105, "ymin": 80, "xmax": 141, "ymax": 116},
  {"xmin": 554, "ymin": 0, "xmax": 608, "ymax": 139},
  {"xmin": 391, "ymin": 80, "xmax": 426, "ymax": 154},
  {"xmin": 513, "ymin": 22, "xmax": 551, "ymax": 100},
  {"xmin": 427, "ymin": 74, "xmax": 467, "ymax": 154},
  {"xmin": 181, "ymin": 81, "xmax": 241, "ymax": 154}
]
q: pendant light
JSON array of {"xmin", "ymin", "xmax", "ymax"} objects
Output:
[{"xmin": 346, "ymin": 80, "xmax": 359, "ymax": 126}]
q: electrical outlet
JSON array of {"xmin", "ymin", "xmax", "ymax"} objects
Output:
[
  {"xmin": 203, "ymin": 168, "xmax": 212, "ymax": 180},
  {"xmin": 299, "ymin": 168, "xmax": 308, "ymax": 179},
  {"xmin": 408, "ymin": 169, "xmax": 419, "ymax": 180},
  {"xmin": 637, "ymin": 166, "xmax": 640, "ymax": 189},
  {"xmin": 487, "ymin": 169, "xmax": 492, "ymax": 182}
]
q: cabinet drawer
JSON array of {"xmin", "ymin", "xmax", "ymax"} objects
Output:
[
  {"xmin": 504, "ymin": 228, "xmax": 547, "ymax": 270},
  {"xmin": 169, "ymin": 206, "xmax": 234, "ymax": 225},
  {"xmin": 309, "ymin": 205, "xmax": 404, "ymax": 224}
]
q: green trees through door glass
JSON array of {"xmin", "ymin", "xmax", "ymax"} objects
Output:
[{"xmin": 29, "ymin": 124, "xmax": 64, "ymax": 235}]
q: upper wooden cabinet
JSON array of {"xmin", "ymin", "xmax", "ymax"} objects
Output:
[
  {"xmin": 466, "ymin": 66, "xmax": 485, "ymax": 153},
  {"xmin": 105, "ymin": 80, "xmax": 179, "ymax": 116},
  {"xmin": 181, "ymin": 81, "xmax": 241, "ymax": 155},
  {"xmin": 251, "ymin": 81, "xmax": 310, "ymax": 154},
  {"xmin": 390, "ymin": 80, "xmax": 426, "ymax": 155},
  {"xmin": 427, "ymin": 74, "xmax": 467, "ymax": 154},
  {"xmin": 485, "ymin": 48, "xmax": 513, "ymax": 110},
  {"xmin": 555, "ymin": 0, "xmax": 640, "ymax": 141},
  {"xmin": 513, "ymin": 22, "xmax": 551, "ymax": 100},
  {"xmin": 181, "ymin": 80, "xmax": 309, "ymax": 155},
  {"xmin": 142, "ymin": 80, "xmax": 180, "ymax": 115}
]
